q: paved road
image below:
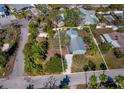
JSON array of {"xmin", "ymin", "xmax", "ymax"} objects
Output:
[
  {"xmin": 0, "ymin": 68, "xmax": 124, "ymax": 89},
  {"xmin": 9, "ymin": 19, "xmax": 29, "ymax": 77}
]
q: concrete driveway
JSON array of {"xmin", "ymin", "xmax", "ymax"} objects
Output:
[{"xmin": 65, "ymin": 54, "xmax": 73, "ymax": 74}]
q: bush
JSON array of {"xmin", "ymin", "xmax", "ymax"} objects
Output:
[{"xmin": 113, "ymin": 48, "xmax": 124, "ymax": 58}]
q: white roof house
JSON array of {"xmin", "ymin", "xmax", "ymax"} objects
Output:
[
  {"xmin": 114, "ymin": 11, "xmax": 123, "ymax": 14},
  {"xmin": 102, "ymin": 34, "xmax": 120, "ymax": 48},
  {"xmin": 105, "ymin": 25, "xmax": 118, "ymax": 31},
  {"xmin": 2, "ymin": 43, "xmax": 9, "ymax": 52},
  {"xmin": 38, "ymin": 32, "xmax": 48, "ymax": 38}
]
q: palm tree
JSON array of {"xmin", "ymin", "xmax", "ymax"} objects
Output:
[
  {"xmin": 83, "ymin": 64, "xmax": 89, "ymax": 88},
  {"xmin": 88, "ymin": 60, "xmax": 96, "ymax": 75},
  {"xmin": 99, "ymin": 74, "xmax": 108, "ymax": 86},
  {"xmin": 100, "ymin": 63, "xmax": 107, "ymax": 74},
  {"xmin": 89, "ymin": 75, "xmax": 97, "ymax": 88},
  {"xmin": 115, "ymin": 75, "xmax": 124, "ymax": 88}
]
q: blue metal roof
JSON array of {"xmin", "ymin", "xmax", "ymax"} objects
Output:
[
  {"xmin": 66, "ymin": 29, "xmax": 86, "ymax": 54},
  {"xmin": 70, "ymin": 36, "xmax": 86, "ymax": 53}
]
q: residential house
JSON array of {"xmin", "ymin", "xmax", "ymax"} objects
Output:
[
  {"xmin": 100, "ymin": 33, "xmax": 120, "ymax": 48},
  {"xmin": 113, "ymin": 11, "xmax": 124, "ymax": 19},
  {"xmin": 2, "ymin": 43, "xmax": 9, "ymax": 52},
  {"xmin": 66, "ymin": 29, "xmax": 87, "ymax": 55},
  {"xmin": 8, "ymin": 4, "xmax": 32, "ymax": 12},
  {"xmin": 56, "ymin": 13, "xmax": 65, "ymax": 27},
  {"xmin": 79, "ymin": 8, "xmax": 99, "ymax": 25}
]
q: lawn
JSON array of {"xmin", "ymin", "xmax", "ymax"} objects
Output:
[{"xmin": 71, "ymin": 50, "xmax": 104, "ymax": 72}]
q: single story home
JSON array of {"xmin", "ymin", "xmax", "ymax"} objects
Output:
[
  {"xmin": 100, "ymin": 34, "xmax": 120, "ymax": 48},
  {"xmin": 8, "ymin": 4, "xmax": 32, "ymax": 11},
  {"xmin": 79, "ymin": 8, "xmax": 99, "ymax": 25},
  {"xmin": 66, "ymin": 29, "xmax": 87, "ymax": 55},
  {"xmin": 104, "ymin": 15, "xmax": 115, "ymax": 22}
]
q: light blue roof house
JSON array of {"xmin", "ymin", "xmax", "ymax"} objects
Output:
[{"xmin": 66, "ymin": 29, "xmax": 87, "ymax": 55}]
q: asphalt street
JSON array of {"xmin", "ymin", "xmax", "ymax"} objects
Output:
[{"xmin": 0, "ymin": 69, "xmax": 124, "ymax": 89}]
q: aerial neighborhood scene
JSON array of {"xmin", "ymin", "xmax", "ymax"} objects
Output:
[{"xmin": 0, "ymin": 4, "xmax": 124, "ymax": 89}]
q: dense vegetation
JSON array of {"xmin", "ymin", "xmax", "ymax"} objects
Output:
[
  {"xmin": 23, "ymin": 19, "xmax": 49, "ymax": 75},
  {"xmin": 0, "ymin": 23, "xmax": 21, "ymax": 76},
  {"xmin": 64, "ymin": 9, "xmax": 81, "ymax": 27},
  {"xmin": 24, "ymin": 16, "xmax": 67, "ymax": 75},
  {"xmin": 45, "ymin": 54, "xmax": 67, "ymax": 74}
]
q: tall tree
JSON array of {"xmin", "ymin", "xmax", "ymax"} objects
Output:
[
  {"xmin": 88, "ymin": 60, "xmax": 96, "ymax": 75},
  {"xmin": 100, "ymin": 63, "xmax": 107, "ymax": 74},
  {"xmin": 83, "ymin": 64, "xmax": 89, "ymax": 88},
  {"xmin": 99, "ymin": 74, "xmax": 108, "ymax": 84},
  {"xmin": 89, "ymin": 75, "xmax": 97, "ymax": 88}
]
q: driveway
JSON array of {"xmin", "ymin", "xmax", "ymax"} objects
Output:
[
  {"xmin": 9, "ymin": 19, "xmax": 29, "ymax": 78},
  {"xmin": 64, "ymin": 54, "xmax": 73, "ymax": 74}
]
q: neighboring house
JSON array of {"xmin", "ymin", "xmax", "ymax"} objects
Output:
[
  {"xmin": 97, "ymin": 11, "xmax": 111, "ymax": 15},
  {"xmin": 0, "ymin": 15, "xmax": 17, "ymax": 28},
  {"xmin": 56, "ymin": 13, "xmax": 65, "ymax": 27},
  {"xmin": 101, "ymin": 32, "xmax": 124, "ymax": 53},
  {"xmin": 8, "ymin": 4, "xmax": 32, "ymax": 11},
  {"xmin": 104, "ymin": 15, "xmax": 115, "ymax": 22},
  {"xmin": 0, "ymin": 4, "xmax": 9, "ymax": 18},
  {"xmin": 90, "ymin": 4, "xmax": 110, "ymax": 8},
  {"xmin": 113, "ymin": 11, "xmax": 124, "ymax": 19},
  {"xmin": 66, "ymin": 29, "xmax": 87, "ymax": 55},
  {"xmin": 100, "ymin": 34, "xmax": 120, "ymax": 48},
  {"xmin": 79, "ymin": 8, "xmax": 99, "ymax": 25}
]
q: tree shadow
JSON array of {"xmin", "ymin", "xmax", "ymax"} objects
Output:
[{"xmin": 59, "ymin": 75, "xmax": 70, "ymax": 89}]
